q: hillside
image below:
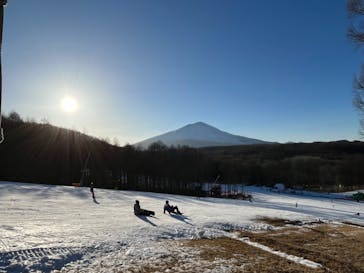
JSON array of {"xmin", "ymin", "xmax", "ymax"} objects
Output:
[
  {"xmin": 0, "ymin": 117, "xmax": 121, "ymax": 186},
  {"xmin": 200, "ymin": 141, "xmax": 364, "ymax": 190},
  {"xmin": 0, "ymin": 181, "xmax": 363, "ymax": 272},
  {"xmin": 0, "ymin": 117, "xmax": 363, "ymax": 191},
  {"xmin": 201, "ymin": 140, "xmax": 364, "ymax": 160}
]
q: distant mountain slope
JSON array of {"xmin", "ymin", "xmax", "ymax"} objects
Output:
[{"xmin": 135, "ymin": 122, "xmax": 271, "ymax": 148}]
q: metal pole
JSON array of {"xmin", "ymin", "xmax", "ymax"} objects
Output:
[{"xmin": 0, "ymin": 0, "xmax": 7, "ymax": 144}]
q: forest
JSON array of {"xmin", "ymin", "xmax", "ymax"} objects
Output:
[{"xmin": 0, "ymin": 113, "xmax": 363, "ymax": 195}]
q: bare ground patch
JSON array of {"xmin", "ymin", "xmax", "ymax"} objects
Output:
[
  {"xmin": 123, "ymin": 237, "xmax": 324, "ymax": 273},
  {"xmin": 114, "ymin": 221, "xmax": 364, "ymax": 273},
  {"xmin": 256, "ymin": 216, "xmax": 324, "ymax": 227},
  {"xmin": 184, "ymin": 237, "xmax": 325, "ymax": 273},
  {"xmin": 240, "ymin": 219, "xmax": 364, "ymax": 273}
]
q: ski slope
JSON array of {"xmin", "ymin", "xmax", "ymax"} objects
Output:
[{"xmin": 0, "ymin": 181, "xmax": 363, "ymax": 273}]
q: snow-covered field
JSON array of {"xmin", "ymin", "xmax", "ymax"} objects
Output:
[{"xmin": 0, "ymin": 181, "xmax": 363, "ymax": 273}]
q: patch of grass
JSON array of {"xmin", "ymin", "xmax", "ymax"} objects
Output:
[
  {"xmin": 239, "ymin": 222, "xmax": 364, "ymax": 273},
  {"xmin": 115, "ymin": 222, "xmax": 364, "ymax": 273},
  {"xmin": 185, "ymin": 237, "xmax": 325, "ymax": 273}
]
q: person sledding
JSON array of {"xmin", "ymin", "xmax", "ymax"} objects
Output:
[
  {"xmin": 134, "ymin": 200, "xmax": 155, "ymax": 216},
  {"xmin": 164, "ymin": 200, "xmax": 182, "ymax": 215}
]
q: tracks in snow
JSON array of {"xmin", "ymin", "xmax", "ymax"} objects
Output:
[{"xmin": 0, "ymin": 246, "xmax": 86, "ymax": 273}]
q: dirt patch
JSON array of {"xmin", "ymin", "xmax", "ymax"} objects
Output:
[
  {"xmin": 116, "ymin": 221, "xmax": 364, "ymax": 273},
  {"xmin": 256, "ymin": 217, "xmax": 325, "ymax": 227},
  {"xmin": 116, "ymin": 236, "xmax": 324, "ymax": 273},
  {"xmin": 239, "ymin": 223, "xmax": 364, "ymax": 273},
  {"xmin": 256, "ymin": 216, "xmax": 305, "ymax": 227},
  {"xmin": 185, "ymin": 237, "xmax": 325, "ymax": 273}
]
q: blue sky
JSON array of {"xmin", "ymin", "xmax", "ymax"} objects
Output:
[{"xmin": 2, "ymin": 0, "xmax": 362, "ymax": 144}]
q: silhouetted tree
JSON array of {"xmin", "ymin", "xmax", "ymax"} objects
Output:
[
  {"xmin": 348, "ymin": 0, "xmax": 364, "ymax": 134},
  {"xmin": 8, "ymin": 111, "xmax": 22, "ymax": 122},
  {"xmin": 148, "ymin": 141, "xmax": 167, "ymax": 151},
  {"xmin": 113, "ymin": 137, "xmax": 120, "ymax": 147},
  {"xmin": 40, "ymin": 118, "xmax": 49, "ymax": 124},
  {"xmin": 0, "ymin": 114, "xmax": 363, "ymax": 194}
]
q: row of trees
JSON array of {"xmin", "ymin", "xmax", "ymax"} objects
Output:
[
  {"xmin": 0, "ymin": 116, "xmax": 363, "ymax": 195},
  {"xmin": 348, "ymin": 0, "xmax": 364, "ymax": 134}
]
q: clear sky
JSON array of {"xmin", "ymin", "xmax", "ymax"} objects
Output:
[{"xmin": 2, "ymin": 0, "xmax": 362, "ymax": 144}]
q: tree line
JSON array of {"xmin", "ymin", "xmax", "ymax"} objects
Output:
[{"xmin": 0, "ymin": 113, "xmax": 363, "ymax": 195}]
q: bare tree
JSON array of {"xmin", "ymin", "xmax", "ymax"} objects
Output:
[
  {"xmin": 348, "ymin": 0, "xmax": 364, "ymax": 135},
  {"xmin": 148, "ymin": 141, "xmax": 167, "ymax": 152},
  {"xmin": 101, "ymin": 137, "xmax": 110, "ymax": 144},
  {"xmin": 113, "ymin": 137, "xmax": 120, "ymax": 147},
  {"xmin": 8, "ymin": 111, "xmax": 22, "ymax": 122},
  {"xmin": 40, "ymin": 118, "xmax": 49, "ymax": 125}
]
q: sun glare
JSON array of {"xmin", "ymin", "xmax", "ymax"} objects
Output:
[{"xmin": 61, "ymin": 97, "xmax": 78, "ymax": 113}]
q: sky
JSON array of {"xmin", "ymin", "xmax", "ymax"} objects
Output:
[{"xmin": 1, "ymin": 0, "xmax": 362, "ymax": 144}]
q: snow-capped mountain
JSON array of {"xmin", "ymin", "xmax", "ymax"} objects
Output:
[{"xmin": 135, "ymin": 122, "xmax": 271, "ymax": 148}]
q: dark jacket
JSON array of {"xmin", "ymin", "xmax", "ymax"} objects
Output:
[
  {"xmin": 164, "ymin": 203, "xmax": 173, "ymax": 214},
  {"xmin": 134, "ymin": 203, "xmax": 141, "ymax": 215}
]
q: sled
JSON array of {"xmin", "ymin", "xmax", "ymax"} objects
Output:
[{"xmin": 135, "ymin": 209, "xmax": 155, "ymax": 217}]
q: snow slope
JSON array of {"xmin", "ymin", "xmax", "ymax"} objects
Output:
[
  {"xmin": 0, "ymin": 181, "xmax": 363, "ymax": 272},
  {"xmin": 135, "ymin": 122, "xmax": 270, "ymax": 148}
]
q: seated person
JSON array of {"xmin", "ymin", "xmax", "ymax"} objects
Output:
[
  {"xmin": 134, "ymin": 200, "xmax": 155, "ymax": 216},
  {"xmin": 163, "ymin": 200, "xmax": 182, "ymax": 215}
]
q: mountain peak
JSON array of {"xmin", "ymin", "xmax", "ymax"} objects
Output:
[
  {"xmin": 182, "ymin": 121, "xmax": 216, "ymax": 130},
  {"xmin": 135, "ymin": 122, "xmax": 270, "ymax": 149},
  {"xmin": 189, "ymin": 121, "xmax": 210, "ymax": 126},
  {"xmin": 182, "ymin": 121, "xmax": 212, "ymax": 129}
]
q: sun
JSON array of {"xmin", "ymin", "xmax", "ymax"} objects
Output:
[{"xmin": 60, "ymin": 97, "xmax": 78, "ymax": 113}]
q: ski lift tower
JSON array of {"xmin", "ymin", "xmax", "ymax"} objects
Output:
[{"xmin": 0, "ymin": 0, "xmax": 6, "ymax": 144}]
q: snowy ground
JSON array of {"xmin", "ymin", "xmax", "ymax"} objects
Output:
[{"xmin": 0, "ymin": 181, "xmax": 363, "ymax": 273}]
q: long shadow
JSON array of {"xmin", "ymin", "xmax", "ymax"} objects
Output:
[
  {"xmin": 136, "ymin": 215, "xmax": 157, "ymax": 227},
  {"xmin": 93, "ymin": 198, "xmax": 100, "ymax": 204},
  {"xmin": 170, "ymin": 214, "xmax": 193, "ymax": 225}
]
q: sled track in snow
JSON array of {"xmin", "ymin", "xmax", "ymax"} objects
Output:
[
  {"xmin": 0, "ymin": 239, "xmax": 9, "ymax": 252},
  {"xmin": 0, "ymin": 246, "xmax": 86, "ymax": 273}
]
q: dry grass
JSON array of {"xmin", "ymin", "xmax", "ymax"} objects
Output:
[
  {"xmin": 185, "ymin": 237, "xmax": 325, "ymax": 273},
  {"xmin": 115, "ymin": 221, "xmax": 364, "ymax": 273},
  {"xmin": 240, "ymin": 220, "xmax": 364, "ymax": 273}
]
